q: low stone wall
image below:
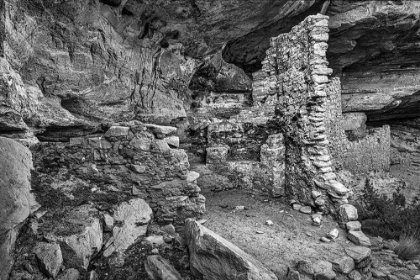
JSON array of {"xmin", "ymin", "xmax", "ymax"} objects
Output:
[{"xmin": 31, "ymin": 121, "xmax": 205, "ymax": 227}]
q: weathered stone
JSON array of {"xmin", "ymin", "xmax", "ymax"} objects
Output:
[
  {"xmin": 104, "ymin": 126, "xmax": 130, "ymax": 137},
  {"xmin": 313, "ymin": 260, "xmax": 336, "ymax": 280},
  {"xmin": 185, "ymin": 219, "xmax": 278, "ymax": 280},
  {"xmin": 44, "ymin": 206, "xmax": 103, "ymax": 269},
  {"xmin": 103, "ymin": 214, "xmax": 114, "ymax": 232},
  {"xmin": 206, "ymin": 146, "xmax": 229, "ymax": 164},
  {"xmin": 348, "ymin": 230, "xmax": 371, "ymax": 247},
  {"xmin": 339, "ymin": 204, "xmax": 358, "ymax": 222},
  {"xmin": 345, "ymin": 246, "xmax": 371, "ymax": 263},
  {"xmin": 300, "ymin": 206, "xmax": 312, "ymax": 214},
  {"xmin": 297, "ymin": 259, "xmax": 314, "ymax": 276},
  {"xmin": 144, "ymin": 235, "xmax": 165, "ymax": 248},
  {"xmin": 0, "ymin": 137, "xmax": 38, "ymax": 280},
  {"xmin": 327, "ymin": 181, "xmax": 349, "ymax": 196},
  {"xmin": 346, "ymin": 221, "xmax": 362, "ymax": 231},
  {"xmin": 58, "ymin": 268, "xmax": 80, "ymax": 280},
  {"xmin": 164, "ymin": 136, "xmax": 180, "ymax": 148},
  {"xmin": 331, "ymin": 256, "xmax": 355, "ymax": 274},
  {"xmin": 103, "ymin": 198, "xmax": 152, "ymax": 257},
  {"xmin": 88, "ymin": 137, "xmax": 112, "ymax": 149},
  {"xmin": 348, "ymin": 270, "xmax": 362, "ymax": 280},
  {"xmin": 186, "ymin": 171, "xmax": 200, "ymax": 182},
  {"xmin": 145, "ymin": 124, "xmax": 177, "ymax": 137},
  {"xmin": 145, "ymin": 255, "xmax": 183, "ymax": 280},
  {"xmin": 34, "ymin": 242, "xmax": 63, "ymax": 278},
  {"xmin": 327, "ymin": 228, "xmax": 339, "ymax": 240}
]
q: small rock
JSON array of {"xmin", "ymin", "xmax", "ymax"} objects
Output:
[
  {"xmin": 235, "ymin": 205, "xmax": 246, "ymax": 211},
  {"xmin": 161, "ymin": 224, "xmax": 176, "ymax": 235},
  {"xmin": 256, "ymin": 231, "xmax": 265, "ymax": 234},
  {"xmin": 151, "ymin": 248, "xmax": 159, "ymax": 254},
  {"xmin": 306, "ymin": 232, "xmax": 313, "ymax": 237},
  {"xmin": 331, "ymin": 257, "xmax": 355, "ymax": 274},
  {"xmin": 104, "ymin": 126, "xmax": 130, "ymax": 137},
  {"xmin": 346, "ymin": 221, "xmax": 361, "ymax": 231},
  {"xmin": 265, "ymin": 220, "xmax": 274, "ymax": 226},
  {"xmin": 348, "ymin": 270, "xmax": 362, "ymax": 280},
  {"xmin": 327, "ymin": 228, "xmax": 339, "ymax": 239},
  {"xmin": 34, "ymin": 242, "xmax": 63, "ymax": 278},
  {"xmin": 299, "ymin": 206, "xmax": 312, "ymax": 214},
  {"xmin": 145, "ymin": 235, "xmax": 165, "ymax": 248},
  {"xmin": 103, "ymin": 214, "xmax": 114, "ymax": 232},
  {"xmin": 311, "ymin": 191, "xmax": 322, "ymax": 198},
  {"xmin": 186, "ymin": 171, "xmax": 200, "ymax": 182},
  {"xmin": 24, "ymin": 263, "xmax": 35, "ymax": 274},
  {"xmin": 293, "ymin": 204, "xmax": 302, "ymax": 211},
  {"xmin": 58, "ymin": 268, "xmax": 80, "ymax": 280},
  {"xmin": 315, "ymin": 197, "xmax": 326, "ymax": 206},
  {"xmin": 163, "ymin": 136, "xmax": 180, "ymax": 148},
  {"xmin": 348, "ymin": 230, "xmax": 371, "ymax": 246},
  {"xmin": 313, "ymin": 260, "xmax": 336, "ymax": 280},
  {"xmin": 339, "ymin": 204, "xmax": 358, "ymax": 222},
  {"xmin": 345, "ymin": 246, "xmax": 371, "ymax": 263},
  {"xmin": 297, "ymin": 259, "xmax": 314, "ymax": 275},
  {"xmin": 145, "ymin": 255, "xmax": 183, "ymax": 280},
  {"xmin": 321, "ymin": 237, "xmax": 331, "ymax": 243},
  {"xmin": 371, "ymin": 268, "xmax": 386, "ymax": 278}
]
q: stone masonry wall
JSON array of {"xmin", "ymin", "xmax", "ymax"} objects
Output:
[
  {"xmin": 326, "ymin": 77, "xmax": 391, "ymax": 174},
  {"xmin": 259, "ymin": 14, "xmax": 350, "ymax": 213},
  {"xmin": 31, "ymin": 121, "xmax": 205, "ymax": 227}
]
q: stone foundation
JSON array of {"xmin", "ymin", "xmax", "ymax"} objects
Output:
[{"xmin": 31, "ymin": 121, "xmax": 205, "ymax": 227}]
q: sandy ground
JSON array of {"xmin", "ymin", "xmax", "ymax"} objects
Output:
[{"xmin": 200, "ymin": 188, "xmax": 353, "ymax": 277}]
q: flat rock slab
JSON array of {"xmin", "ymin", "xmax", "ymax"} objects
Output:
[
  {"xmin": 347, "ymin": 230, "xmax": 371, "ymax": 247},
  {"xmin": 145, "ymin": 255, "xmax": 183, "ymax": 280},
  {"xmin": 185, "ymin": 219, "xmax": 278, "ymax": 280},
  {"xmin": 345, "ymin": 246, "xmax": 371, "ymax": 263}
]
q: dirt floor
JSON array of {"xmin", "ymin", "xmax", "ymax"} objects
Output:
[{"xmin": 200, "ymin": 188, "xmax": 352, "ymax": 277}]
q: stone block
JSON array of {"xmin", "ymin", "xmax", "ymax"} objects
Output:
[
  {"xmin": 331, "ymin": 256, "xmax": 355, "ymax": 274},
  {"xmin": 34, "ymin": 242, "xmax": 63, "ymax": 278},
  {"xmin": 104, "ymin": 126, "xmax": 130, "ymax": 137},
  {"xmin": 345, "ymin": 246, "xmax": 371, "ymax": 263},
  {"xmin": 103, "ymin": 199, "xmax": 152, "ymax": 257},
  {"xmin": 339, "ymin": 204, "xmax": 358, "ymax": 222},
  {"xmin": 88, "ymin": 137, "xmax": 112, "ymax": 149},
  {"xmin": 348, "ymin": 230, "xmax": 371, "ymax": 247},
  {"xmin": 206, "ymin": 146, "xmax": 229, "ymax": 164},
  {"xmin": 346, "ymin": 221, "xmax": 362, "ymax": 231}
]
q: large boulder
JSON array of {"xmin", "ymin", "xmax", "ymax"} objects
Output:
[
  {"xmin": 103, "ymin": 198, "xmax": 153, "ymax": 257},
  {"xmin": 0, "ymin": 137, "xmax": 38, "ymax": 279},
  {"xmin": 43, "ymin": 206, "xmax": 103, "ymax": 269},
  {"xmin": 184, "ymin": 219, "xmax": 278, "ymax": 280}
]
